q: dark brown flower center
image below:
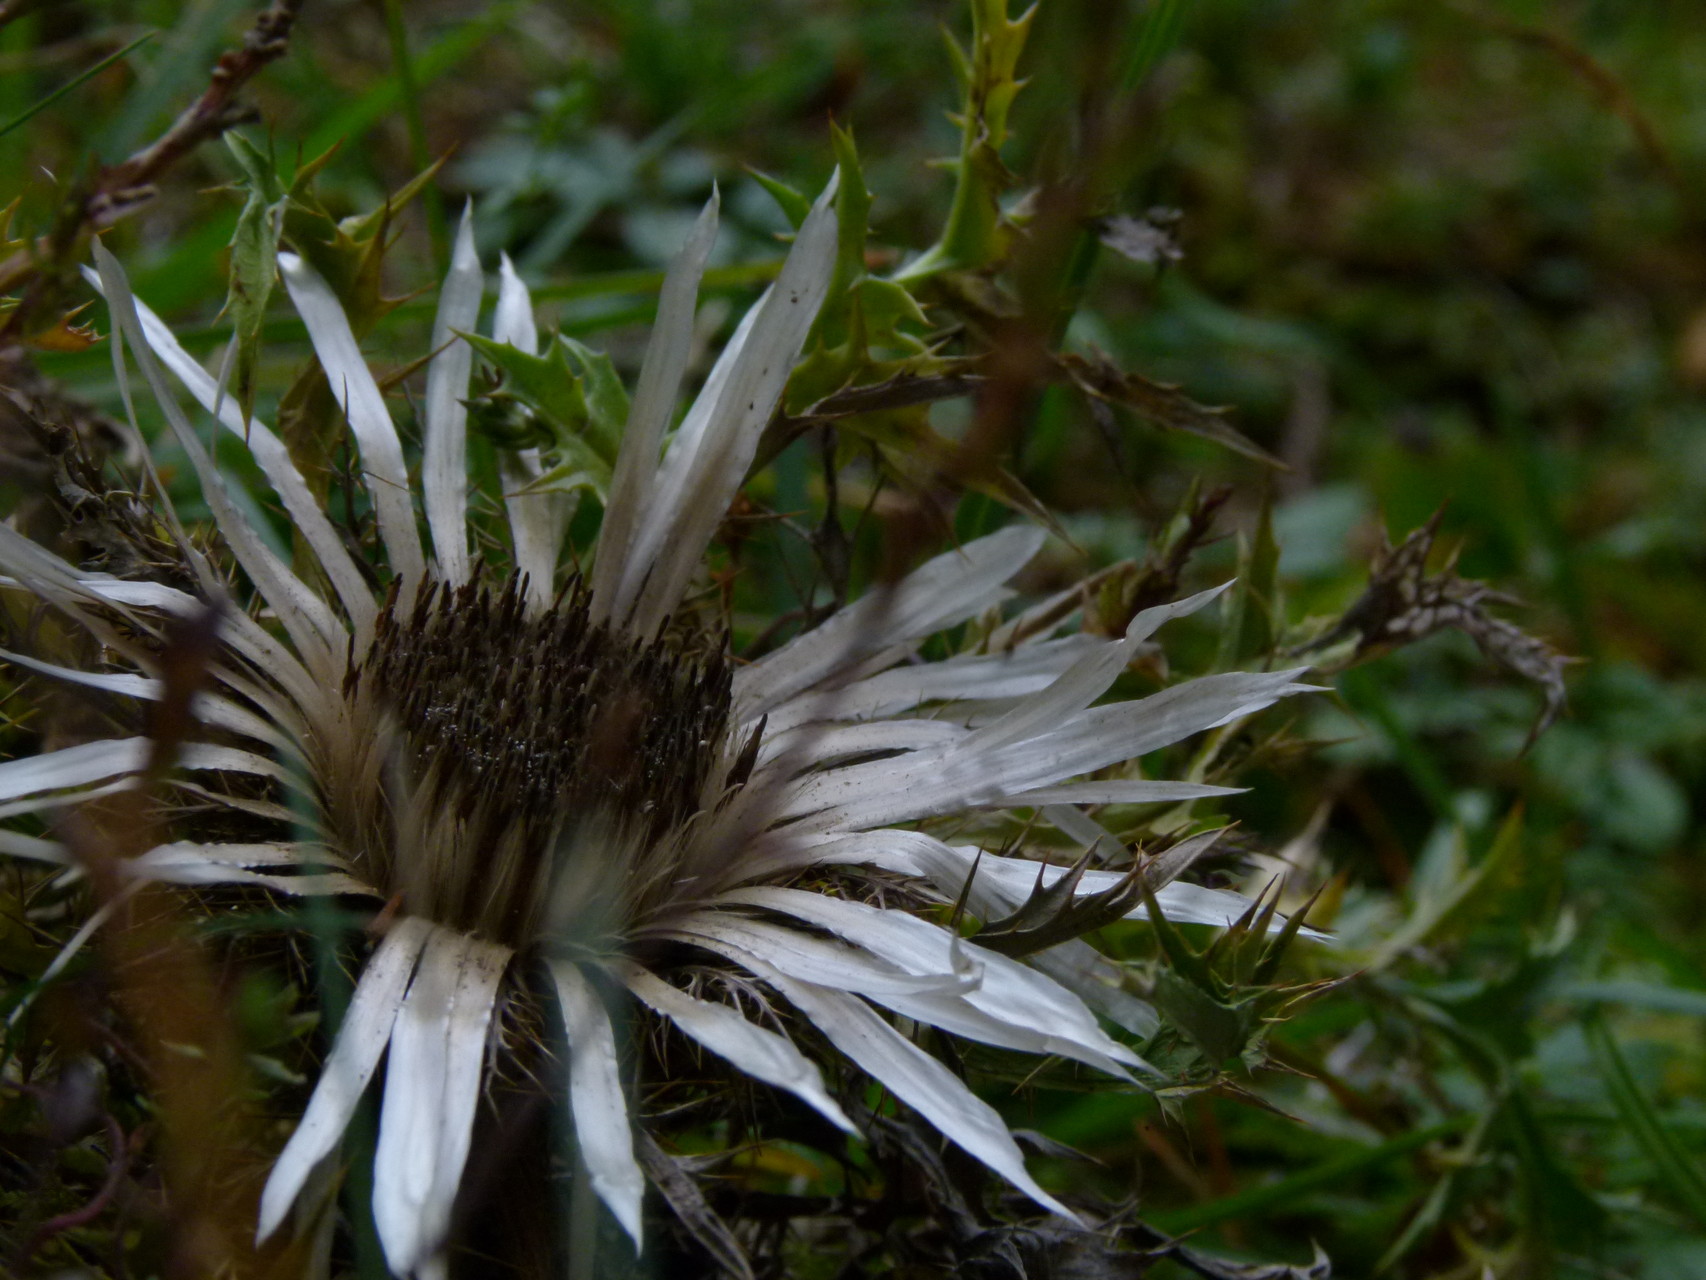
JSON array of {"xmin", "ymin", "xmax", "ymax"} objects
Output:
[{"xmin": 337, "ymin": 574, "xmax": 733, "ymax": 948}]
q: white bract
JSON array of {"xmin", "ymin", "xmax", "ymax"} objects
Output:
[{"xmin": 0, "ymin": 180, "xmax": 1317, "ymax": 1277}]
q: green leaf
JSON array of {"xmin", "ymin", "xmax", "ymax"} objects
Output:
[
  {"xmin": 222, "ymin": 132, "xmax": 288, "ymax": 423},
  {"xmin": 464, "ymin": 332, "xmax": 626, "ymax": 503},
  {"xmin": 556, "ymin": 335, "xmax": 630, "ymax": 461},
  {"xmin": 1152, "ymin": 968, "xmax": 1253, "ymax": 1064},
  {"xmin": 1370, "ymin": 804, "xmax": 1526, "ymax": 971},
  {"xmin": 1585, "ymin": 1011, "xmax": 1706, "ymax": 1229},
  {"xmin": 749, "ymin": 168, "xmax": 812, "ymax": 230},
  {"xmin": 895, "ymin": 0, "xmax": 1036, "ymax": 279},
  {"xmin": 465, "ymin": 332, "xmax": 592, "ymax": 446}
]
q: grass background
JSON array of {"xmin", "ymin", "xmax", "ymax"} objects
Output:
[{"xmin": 3, "ymin": 1, "xmax": 1705, "ymax": 1276}]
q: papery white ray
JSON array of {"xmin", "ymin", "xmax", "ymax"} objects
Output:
[
  {"xmin": 1029, "ymin": 939, "xmax": 1161, "ymax": 1039},
  {"xmin": 965, "ymin": 584, "xmax": 1229, "ymax": 754},
  {"xmin": 721, "ymin": 887, "xmax": 1140, "ymax": 1070},
  {"xmin": 854, "ymin": 975, "xmax": 1142, "ymax": 1079},
  {"xmin": 422, "ymin": 206, "xmax": 484, "ymax": 587},
  {"xmin": 259, "ymin": 917, "xmax": 432, "ymax": 1241},
  {"xmin": 0, "ymin": 738, "xmax": 282, "ymax": 805},
  {"xmin": 82, "ymin": 266, "xmax": 376, "ymax": 636},
  {"xmin": 755, "ymin": 718, "xmax": 967, "ymax": 770},
  {"xmin": 550, "ymin": 959, "xmax": 645, "ymax": 1250},
  {"xmin": 736, "ymin": 524, "xmax": 1047, "ymax": 719},
  {"xmin": 136, "ymin": 839, "xmax": 356, "ymax": 870},
  {"xmin": 673, "ymin": 914, "xmax": 980, "ymax": 999},
  {"xmin": 372, "ymin": 929, "xmax": 510, "ymax": 1276},
  {"xmin": 768, "ymin": 974, "xmax": 1077, "ymax": 1221},
  {"xmin": 96, "ymin": 243, "xmax": 344, "ymax": 680},
  {"xmin": 280, "ymin": 251, "xmax": 427, "ymax": 591},
  {"xmin": 759, "ymin": 634, "xmax": 1098, "ymax": 735},
  {"xmin": 56, "ymin": 576, "xmax": 319, "ymax": 714},
  {"xmin": 624, "ymin": 966, "xmax": 853, "ymax": 1131},
  {"xmin": 0, "ymin": 830, "xmax": 69, "ymax": 863},
  {"xmin": 131, "ymin": 841, "xmax": 371, "ymax": 895},
  {"xmin": 592, "ymin": 193, "xmax": 721, "ymax": 620},
  {"xmin": 990, "ymin": 780, "xmax": 1242, "ymax": 807},
  {"xmin": 1, "ymin": 647, "xmax": 295, "ymax": 754},
  {"xmin": 621, "ymin": 178, "xmax": 840, "ymax": 638},
  {"xmin": 785, "ymin": 668, "xmax": 1317, "ymax": 831},
  {"xmin": 492, "ymin": 254, "xmax": 569, "ymax": 610},
  {"xmin": 920, "ymin": 842, "xmax": 1328, "ymax": 936}
]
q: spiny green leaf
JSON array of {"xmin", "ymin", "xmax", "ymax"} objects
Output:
[
  {"xmin": 749, "ymin": 168, "xmax": 812, "ymax": 230},
  {"xmin": 222, "ymin": 132, "xmax": 288, "ymax": 424},
  {"xmin": 464, "ymin": 332, "xmax": 592, "ymax": 447}
]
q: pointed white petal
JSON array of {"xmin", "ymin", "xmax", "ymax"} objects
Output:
[
  {"xmin": 0, "ymin": 830, "xmax": 68, "ymax": 863},
  {"xmin": 95, "ymin": 243, "xmax": 343, "ymax": 676},
  {"xmin": 130, "ymin": 841, "xmax": 373, "ymax": 896},
  {"xmin": 622, "ymin": 180, "xmax": 839, "ymax": 636},
  {"xmin": 259, "ymin": 917, "xmax": 432, "ymax": 1241},
  {"xmin": 82, "ymin": 266, "xmax": 376, "ymax": 636},
  {"xmin": 491, "ymin": 254, "xmax": 570, "ymax": 608},
  {"xmin": 720, "ymin": 887, "xmax": 1140, "ymax": 1071},
  {"xmin": 758, "ymin": 634, "xmax": 1096, "ymax": 735},
  {"xmin": 279, "ymin": 251, "xmax": 426, "ymax": 591},
  {"xmin": 549, "ymin": 959, "xmax": 645, "ymax": 1252},
  {"xmin": 60, "ymin": 577, "xmax": 319, "ymax": 714},
  {"xmin": 922, "ymin": 842, "xmax": 1327, "ymax": 938},
  {"xmin": 787, "ymin": 668, "xmax": 1317, "ymax": 832},
  {"xmin": 671, "ymin": 914, "xmax": 978, "ymax": 998},
  {"xmin": 603, "ymin": 267, "xmax": 758, "ymax": 629},
  {"xmin": 0, "ymin": 738, "xmax": 281, "ymax": 805},
  {"xmin": 988, "ymin": 780, "xmax": 1242, "ymax": 807},
  {"xmin": 737, "ymin": 525, "xmax": 1047, "ymax": 720},
  {"xmin": 1029, "ymin": 939, "xmax": 1160, "ymax": 1040},
  {"xmin": 755, "ymin": 718, "xmax": 966, "ymax": 770},
  {"xmin": 964, "ymin": 584, "xmax": 1230, "ymax": 755},
  {"xmin": 423, "ymin": 206, "xmax": 483, "ymax": 586},
  {"xmin": 625, "ymin": 966, "xmax": 853, "ymax": 1131},
  {"xmin": 973, "ymin": 668, "xmax": 1321, "ymax": 802},
  {"xmin": 498, "ymin": 449, "xmax": 570, "ymax": 612},
  {"xmin": 592, "ymin": 193, "xmax": 720, "ymax": 620},
  {"xmin": 492, "ymin": 254, "xmax": 539, "ymax": 354},
  {"xmin": 372, "ymin": 929, "xmax": 510, "ymax": 1276},
  {"xmin": 770, "ymin": 976, "xmax": 1077, "ymax": 1221},
  {"xmin": 1, "ymin": 647, "xmax": 294, "ymax": 754}
]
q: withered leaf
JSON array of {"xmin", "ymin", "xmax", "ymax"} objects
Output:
[
  {"xmin": 635, "ymin": 1131, "xmax": 755, "ymax": 1280},
  {"xmin": 1098, "ymin": 209, "xmax": 1185, "ymax": 266},
  {"xmin": 1303, "ymin": 510, "xmax": 1570, "ymax": 748},
  {"xmin": 1059, "ymin": 350, "xmax": 1282, "ymax": 466}
]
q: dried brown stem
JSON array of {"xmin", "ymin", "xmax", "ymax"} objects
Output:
[
  {"xmin": 0, "ymin": 0, "xmax": 50, "ymax": 32},
  {"xmin": 0, "ymin": 0, "xmax": 306, "ymax": 336}
]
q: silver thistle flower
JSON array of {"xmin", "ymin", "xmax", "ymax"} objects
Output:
[{"xmin": 0, "ymin": 179, "xmax": 1316, "ymax": 1276}]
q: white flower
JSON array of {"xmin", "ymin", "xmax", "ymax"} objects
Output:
[{"xmin": 0, "ymin": 179, "xmax": 1316, "ymax": 1277}]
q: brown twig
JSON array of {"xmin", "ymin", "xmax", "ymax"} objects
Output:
[
  {"xmin": 0, "ymin": 0, "xmax": 307, "ymax": 336},
  {"xmin": 1454, "ymin": 4, "xmax": 1694, "ymax": 214},
  {"xmin": 0, "ymin": 0, "xmax": 50, "ymax": 32}
]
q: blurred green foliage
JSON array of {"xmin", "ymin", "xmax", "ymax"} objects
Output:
[{"xmin": 3, "ymin": 0, "xmax": 1705, "ymax": 1277}]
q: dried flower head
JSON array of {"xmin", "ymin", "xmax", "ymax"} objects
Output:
[{"xmin": 0, "ymin": 181, "xmax": 1315, "ymax": 1276}]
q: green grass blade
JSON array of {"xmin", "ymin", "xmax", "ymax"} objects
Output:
[
  {"xmin": 1148, "ymin": 1116, "xmax": 1471, "ymax": 1234},
  {"xmin": 0, "ymin": 31, "xmax": 154, "ymax": 144},
  {"xmin": 1584, "ymin": 1011, "xmax": 1706, "ymax": 1228},
  {"xmin": 302, "ymin": 4, "xmax": 521, "ymax": 160}
]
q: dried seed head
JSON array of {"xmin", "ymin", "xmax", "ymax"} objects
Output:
[{"xmin": 331, "ymin": 574, "xmax": 734, "ymax": 951}]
